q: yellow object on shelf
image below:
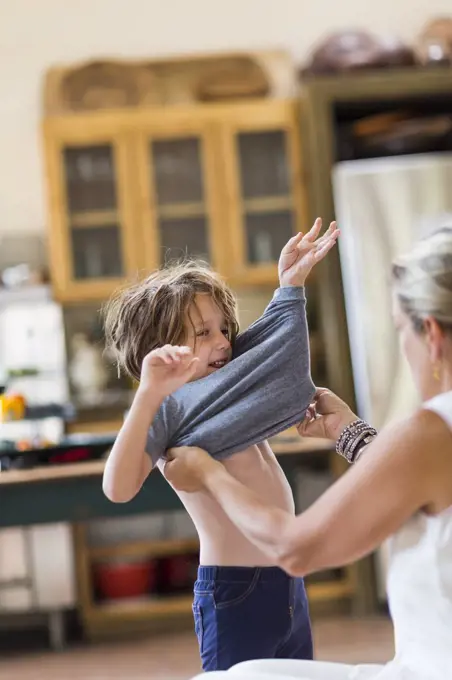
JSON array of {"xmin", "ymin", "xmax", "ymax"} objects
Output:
[{"xmin": 0, "ymin": 394, "xmax": 26, "ymax": 422}]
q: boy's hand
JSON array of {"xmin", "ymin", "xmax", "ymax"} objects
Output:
[
  {"xmin": 139, "ymin": 345, "xmax": 199, "ymax": 398},
  {"xmin": 278, "ymin": 218, "xmax": 339, "ymax": 287},
  {"xmin": 163, "ymin": 446, "xmax": 220, "ymax": 492}
]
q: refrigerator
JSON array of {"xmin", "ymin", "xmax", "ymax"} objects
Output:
[
  {"xmin": 332, "ymin": 153, "xmax": 452, "ymax": 597},
  {"xmin": 0, "ymin": 285, "xmax": 75, "ymax": 629}
]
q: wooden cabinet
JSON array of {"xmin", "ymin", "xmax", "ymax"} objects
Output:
[
  {"xmin": 299, "ymin": 69, "xmax": 452, "ymax": 615},
  {"xmin": 219, "ymin": 103, "xmax": 306, "ymax": 283},
  {"xmin": 134, "ymin": 116, "xmax": 229, "ymax": 274},
  {"xmin": 301, "ymin": 68, "xmax": 452, "ymax": 408},
  {"xmin": 42, "ymin": 118, "xmax": 140, "ymax": 302},
  {"xmin": 42, "ymin": 100, "xmax": 308, "ymax": 301}
]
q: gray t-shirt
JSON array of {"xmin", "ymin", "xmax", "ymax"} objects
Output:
[{"xmin": 145, "ymin": 286, "xmax": 315, "ymax": 464}]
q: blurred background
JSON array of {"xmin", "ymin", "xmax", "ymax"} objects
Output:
[{"xmin": 1, "ymin": 1, "xmax": 452, "ymax": 678}]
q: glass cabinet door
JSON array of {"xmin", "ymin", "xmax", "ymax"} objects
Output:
[
  {"xmin": 44, "ymin": 121, "xmax": 139, "ymax": 302},
  {"xmin": 137, "ymin": 123, "xmax": 225, "ymax": 273},
  {"xmin": 237, "ymin": 130, "xmax": 294, "ymax": 265},
  {"xmin": 220, "ymin": 103, "xmax": 307, "ymax": 284},
  {"xmin": 150, "ymin": 137, "xmax": 210, "ymax": 263},
  {"xmin": 63, "ymin": 145, "xmax": 124, "ymax": 280}
]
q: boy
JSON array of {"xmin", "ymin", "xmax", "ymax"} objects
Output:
[{"xmin": 102, "ymin": 219, "xmax": 338, "ymax": 671}]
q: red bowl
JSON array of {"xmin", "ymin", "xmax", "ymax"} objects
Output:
[{"xmin": 93, "ymin": 560, "xmax": 156, "ymax": 600}]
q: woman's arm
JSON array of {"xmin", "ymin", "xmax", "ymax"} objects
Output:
[{"xmin": 166, "ymin": 409, "xmax": 449, "ymax": 576}]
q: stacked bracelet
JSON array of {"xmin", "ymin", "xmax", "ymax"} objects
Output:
[{"xmin": 336, "ymin": 419, "xmax": 377, "ymax": 464}]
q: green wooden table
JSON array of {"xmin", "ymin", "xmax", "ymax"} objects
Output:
[
  {"xmin": 0, "ymin": 441, "xmax": 323, "ymax": 528},
  {"xmin": 0, "ymin": 439, "xmax": 377, "ymax": 620}
]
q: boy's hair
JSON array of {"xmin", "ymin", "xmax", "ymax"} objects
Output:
[{"xmin": 103, "ymin": 260, "xmax": 239, "ymax": 382}]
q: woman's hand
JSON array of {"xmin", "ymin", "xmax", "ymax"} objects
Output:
[
  {"xmin": 162, "ymin": 446, "xmax": 221, "ymax": 492},
  {"xmin": 298, "ymin": 388, "xmax": 358, "ymax": 441}
]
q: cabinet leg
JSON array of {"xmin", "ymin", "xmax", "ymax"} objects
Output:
[
  {"xmin": 350, "ymin": 556, "xmax": 378, "ymax": 615},
  {"xmin": 48, "ymin": 610, "xmax": 65, "ymax": 651}
]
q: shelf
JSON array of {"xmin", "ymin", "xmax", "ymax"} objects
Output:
[
  {"xmin": 306, "ymin": 577, "xmax": 354, "ymax": 602},
  {"xmin": 0, "ymin": 285, "xmax": 52, "ymax": 307},
  {"xmin": 89, "ymin": 594, "xmax": 194, "ymax": 622},
  {"xmin": 70, "ymin": 210, "xmax": 119, "ymax": 227},
  {"xmin": 157, "ymin": 202, "xmax": 206, "ymax": 220},
  {"xmin": 66, "ymin": 418, "xmax": 124, "ymax": 435},
  {"xmin": 0, "ymin": 576, "xmax": 32, "ymax": 590},
  {"xmin": 87, "ymin": 579, "xmax": 353, "ymax": 624},
  {"xmin": 0, "ymin": 403, "xmax": 75, "ymax": 427},
  {"xmin": 0, "ymin": 441, "xmax": 334, "ymax": 486},
  {"xmin": 0, "ymin": 459, "xmax": 105, "ymax": 485},
  {"xmin": 271, "ymin": 436, "xmax": 333, "ymax": 455},
  {"xmin": 89, "ymin": 538, "xmax": 199, "ymax": 561},
  {"xmin": 242, "ymin": 196, "xmax": 293, "ymax": 213}
]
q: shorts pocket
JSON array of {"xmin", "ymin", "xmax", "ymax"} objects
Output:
[
  {"xmin": 193, "ymin": 578, "xmax": 214, "ymax": 596},
  {"xmin": 214, "ymin": 569, "xmax": 261, "ymax": 609},
  {"xmin": 192, "ymin": 602, "xmax": 204, "ymax": 648}
]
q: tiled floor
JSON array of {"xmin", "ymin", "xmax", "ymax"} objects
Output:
[{"xmin": 0, "ymin": 616, "xmax": 394, "ymax": 680}]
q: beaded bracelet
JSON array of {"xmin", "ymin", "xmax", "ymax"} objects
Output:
[{"xmin": 336, "ymin": 418, "xmax": 377, "ymax": 464}]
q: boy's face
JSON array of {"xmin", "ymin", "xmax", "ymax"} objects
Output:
[{"xmin": 184, "ymin": 294, "xmax": 232, "ymax": 381}]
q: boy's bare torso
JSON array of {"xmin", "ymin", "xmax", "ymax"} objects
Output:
[{"xmin": 160, "ymin": 442, "xmax": 295, "ymax": 566}]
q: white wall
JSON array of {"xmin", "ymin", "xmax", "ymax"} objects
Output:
[{"xmin": 1, "ymin": 0, "xmax": 451, "ymax": 237}]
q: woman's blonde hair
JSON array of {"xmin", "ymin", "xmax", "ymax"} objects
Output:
[
  {"xmin": 103, "ymin": 260, "xmax": 239, "ymax": 382},
  {"xmin": 392, "ymin": 225, "xmax": 452, "ymax": 333}
]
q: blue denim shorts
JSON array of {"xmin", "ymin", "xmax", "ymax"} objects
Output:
[{"xmin": 192, "ymin": 565, "xmax": 313, "ymax": 672}]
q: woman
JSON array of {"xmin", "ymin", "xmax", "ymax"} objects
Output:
[{"xmin": 165, "ymin": 226, "xmax": 452, "ymax": 679}]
